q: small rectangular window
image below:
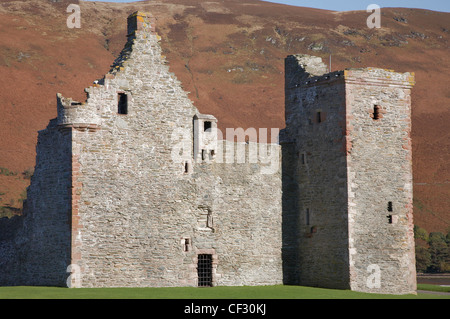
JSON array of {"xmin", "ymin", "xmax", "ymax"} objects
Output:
[
  {"xmin": 118, "ymin": 93, "xmax": 128, "ymax": 114},
  {"xmin": 184, "ymin": 238, "xmax": 190, "ymax": 252},
  {"xmin": 388, "ymin": 201, "xmax": 393, "ymax": 212},
  {"xmin": 317, "ymin": 112, "xmax": 322, "ymax": 123},
  {"xmin": 204, "ymin": 121, "xmax": 212, "ymax": 132}
]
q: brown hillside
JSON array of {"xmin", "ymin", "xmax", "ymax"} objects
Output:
[{"xmin": 0, "ymin": 0, "xmax": 448, "ymax": 233}]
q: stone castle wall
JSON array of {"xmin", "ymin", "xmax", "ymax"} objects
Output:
[
  {"xmin": 283, "ymin": 55, "xmax": 416, "ymax": 294},
  {"xmin": 0, "ymin": 13, "xmax": 416, "ymax": 294},
  {"xmin": 0, "ymin": 12, "xmax": 283, "ymax": 288},
  {"xmin": 345, "ymin": 68, "xmax": 416, "ymax": 294},
  {"xmin": 283, "ymin": 55, "xmax": 351, "ymax": 289},
  {"xmin": 0, "ymin": 120, "xmax": 72, "ymax": 286}
]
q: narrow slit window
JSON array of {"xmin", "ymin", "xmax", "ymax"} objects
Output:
[
  {"xmin": 388, "ymin": 201, "xmax": 393, "ymax": 212},
  {"xmin": 184, "ymin": 238, "xmax": 190, "ymax": 252},
  {"xmin": 201, "ymin": 149, "xmax": 206, "ymax": 161},
  {"xmin": 387, "ymin": 215, "xmax": 393, "ymax": 224},
  {"xmin": 317, "ymin": 111, "xmax": 322, "ymax": 123},
  {"xmin": 184, "ymin": 162, "xmax": 189, "ymax": 174},
  {"xmin": 118, "ymin": 93, "xmax": 128, "ymax": 114},
  {"xmin": 372, "ymin": 105, "xmax": 381, "ymax": 120}
]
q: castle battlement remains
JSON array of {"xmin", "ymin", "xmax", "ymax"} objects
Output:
[{"xmin": 0, "ymin": 12, "xmax": 416, "ymax": 295}]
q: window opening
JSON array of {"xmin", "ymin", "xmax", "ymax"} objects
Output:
[
  {"xmin": 118, "ymin": 93, "xmax": 128, "ymax": 114},
  {"xmin": 387, "ymin": 215, "xmax": 393, "ymax": 224},
  {"xmin": 372, "ymin": 105, "xmax": 381, "ymax": 120},
  {"xmin": 184, "ymin": 238, "xmax": 190, "ymax": 252},
  {"xmin": 317, "ymin": 111, "xmax": 322, "ymax": 123},
  {"xmin": 388, "ymin": 201, "xmax": 393, "ymax": 212},
  {"xmin": 197, "ymin": 254, "xmax": 213, "ymax": 287},
  {"xmin": 202, "ymin": 149, "xmax": 206, "ymax": 161},
  {"xmin": 204, "ymin": 121, "xmax": 212, "ymax": 132}
]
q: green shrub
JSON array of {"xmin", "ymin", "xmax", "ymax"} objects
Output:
[
  {"xmin": 414, "ymin": 227, "xmax": 450, "ymax": 273},
  {"xmin": 415, "ymin": 246, "xmax": 431, "ymax": 272},
  {"xmin": 414, "ymin": 225, "xmax": 429, "ymax": 242},
  {"xmin": 428, "ymin": 232, "xmax": 449, "ymax": 273},
  {"xmin": 22, "ymin": 167, "xmax": 34, "ymax": 180},
  {"xmin": 0, "ymin": 167, "xmax": 17, "ymax": 176}
]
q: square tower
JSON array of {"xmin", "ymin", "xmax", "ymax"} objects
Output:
[{"xmin": 282, "ymin": 54, "xmax": 416, "ymax": 294}]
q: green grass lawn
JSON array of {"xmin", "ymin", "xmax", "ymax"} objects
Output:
[
  {"xmin": 417, "ymin": 284, "xmax": 450, "ymax": 293},
  {"xmin": 0, "ymin": 284, "xmax": 448, "ymax": 299}
]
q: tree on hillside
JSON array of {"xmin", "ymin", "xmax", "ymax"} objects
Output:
[
  {"xmin": 414, "ymin": 226, "xmax": 450, "ymax": 273},
  {"xmin": 415, "ymin": 246, "xmax": 431, "ymax": 273},
  {"xmin": 428, "ymin": 232, "xmax": 450, "ymax": 273},
  {"xmin": 414, "ymin": 225, "xmax": 429, "ymax": 242}
]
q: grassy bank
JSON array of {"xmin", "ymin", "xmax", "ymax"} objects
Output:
[{"xmin": 0, "ymin": 285, "xmax": 448, "ymax": 299}]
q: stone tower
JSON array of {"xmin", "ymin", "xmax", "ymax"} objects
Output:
[
  {"xmin": 0, "ymin": 12, "xmax": 283, "ymax": 288},
  {"xmin": 282, "ymin": 54, "xmax": 416, "ymax": 294}
]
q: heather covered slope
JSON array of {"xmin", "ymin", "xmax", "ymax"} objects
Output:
[{"xmin": 0, "ymin": 0, "xmax": 448, "ymax": 233}]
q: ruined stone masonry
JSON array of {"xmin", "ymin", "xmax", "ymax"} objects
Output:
[
  {"xmin": 0, "ymin": 12, "xmax": 416, "ymax": 295},
  {"xmin": 282, "ymin": 54, "xmax": 416, "ymax": 294}
]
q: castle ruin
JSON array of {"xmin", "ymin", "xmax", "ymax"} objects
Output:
[{"xmin": 0, "ymin": 12, "xmax": 416, "ymax": 295}]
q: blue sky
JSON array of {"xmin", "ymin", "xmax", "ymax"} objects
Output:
[{"xmin": 83, "ymin": 0, "xmax": 450, "ymax": 13}]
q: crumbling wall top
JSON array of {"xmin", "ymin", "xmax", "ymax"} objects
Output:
[
  {"xmin": 56, "ymin": 93, "xmax": 100, "ymax": 130},
  {"xmin": 286, "ymin": 54, "xmax": 415, "ymax": 89},
  {"xmin": 289, "ymin": 54, "xmax": 329, "ymax": 76},
  {"xmin": 285, "ymin": 54, "xmax": 329, "ymax": 89},
  {"xmin": 127, "ymin": 11, "xmax": 156, "ymax": 38}
]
